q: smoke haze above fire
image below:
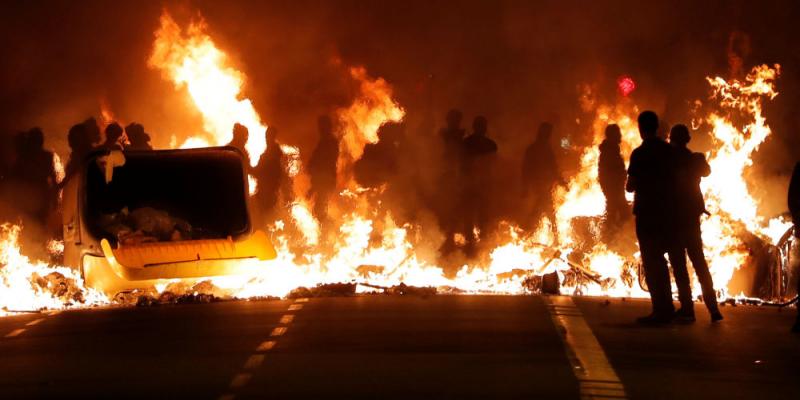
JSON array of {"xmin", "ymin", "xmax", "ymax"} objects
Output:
[{"xmin": 1, "ymin": 0, "xmax": 800, "ymax": 214}]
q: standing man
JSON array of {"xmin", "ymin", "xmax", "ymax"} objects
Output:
[
  {"xmin": 787, "ymin": 162, "xmax": 800, "ymax": 333},
  {"xmin": 522, "ymin": 122, "xmax": 563, "ymax": 239},
  {"xmin": 626, "ymin": 111, "xmax": 676, "ymax": 324},
  {"xmin": 667, "ymin": 124, "xmax": 723, "ymax": 323},
  {"xmin": 598, "ymin": 124, "xmax": 629, "ymax": 234},
  {"xmin": 461, "ymin": 116, "xmax": 498, "ymax": 256}
]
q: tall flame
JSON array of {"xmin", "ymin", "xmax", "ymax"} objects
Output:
[{"xmin": 148, "ymin": 11, "xmax": 267, "ymax": 165}]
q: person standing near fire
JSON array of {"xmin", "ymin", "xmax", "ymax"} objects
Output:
[
  {"xmin": 666, "ymin": 124, "xmax": 723, "ymax": 323},
  {"xmin": 254, "ymin": 127, "xmax": 288, "ymax": 222},
  {"xmin": 308, "ymin": 115, "xmax": 339, "ymax": 227},
  {"xmin": 787, "ymin": 161, "xmax": 800, "ymax": 333},
  {"xmin": 437, "ymin": 109, "xmax": 466, "ymax": 257},
  {"xmin": 521, "ymin": 122, "xmax": 563, "ymax": 240},
  {"xmin": 461, "ymin": 116, "xmax": 497, "ymax": 256},
  {"xmin": 227, "ymin": 123, "xmax": 251, "ymax": 168},
  {"xmin": 626, "ymin": 111, "xmax": 676, "ymax": 324},
  {"xmin": 598, "ymin": 124, "xmax": 629, "ymax": 236}
]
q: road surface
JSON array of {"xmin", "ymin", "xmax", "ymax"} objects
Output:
[{"xmin": 1, "ymin": 295, "xmax": 798, "ymax": 399}]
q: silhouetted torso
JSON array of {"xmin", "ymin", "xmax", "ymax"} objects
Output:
[
  {"xmin": 598, "ymin": 139, "xmax": 626, "ymax": 200},
  {"xmin": 522, "ymin": 139, "xmax": 559, "ymax": 190},
  {"xmin": 672, "ymin": 147, "xmax": 709, "ymax": 220},
  {"xmin": 627, "ymin": 137, "xmax": 676, "ymax": 219}
]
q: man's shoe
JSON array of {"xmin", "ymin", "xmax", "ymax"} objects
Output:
[
  {"xmin": 675, "ymin": 307, "xmax": 696, "ymax": 323},
  {"xmin": 710, "ymin": 311, "xmax": 724, "ymax": 323},
  {"xmin": 636, "ymin": 313, "xmax": 672, "ymax": 325}
]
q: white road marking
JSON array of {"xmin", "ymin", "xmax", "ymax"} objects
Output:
[
  {"xmin": 294, "ymin": 298, "xmax": 309, "ymax": 303},
  {"xmin": 545, "ymin": 296, "xmax": 627, "ymax": 400},
  {"xmin": 229, "ymin": 373, "xmax": 252, "ymax": 388},
  {"xmin": 288, "ymin": 304, "xmax": 303, "ymax": 311},
  {"xmin": 256, "ymin": 340, "xmax": 276, "ymax": 352},
  {"xmin": 270, "ymin": 327, "xmax": 287, "ymax": 337},
  {"xmin": 25, "ymin": 318, "xmax": 45, "ymax": 326},
  {"xmin": 280, "ymin": 314, "xmax": 294, "ymax": 324},
  {"xmin": 243, "ymin": 354, "xmax": 265, "ymax": 370},
  {"xmin": 5, "ymin": 329, "xmax": 25, "ymax": 338}
]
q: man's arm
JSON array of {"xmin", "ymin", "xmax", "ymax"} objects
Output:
[{"xmin": 626, "ymin": 150, "xmax": 639, "ymax": 193}]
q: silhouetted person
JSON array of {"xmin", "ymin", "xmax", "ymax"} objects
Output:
[
  {"xmin": 667, "ymin": 124, "xmax": 722, "ymax": 323},
  {"xmin": 355, "ymin": 123, "xmax": 403, "ymax": 188},
  {"xmin": 627, "ymin": 111, "xmax": 676, "ymax": 324},
  {"xmin": 228, "ymin": 123, "xmax": 250, "ymax": 167},
  {"xmin": 788, "ymin": 162, "xmax": 800, "ymax": 333},
  {"xmin": 64, "ymin": 123, "xmax": 93, "ymax": 183},
  {"xmin": 82, "ymin": 117, "xmax": 102, "ymax": 147},
  {"xmin": 522, "ymin": 122, "xmax": 563, "ymax": 238},
  {"xmin": 254, "ymin": 128, "xmax": 287, "ymax": 221},
  {"xmin": 125, "ymin": 123, "xmax": 153, "ymax": 150},
  {"xmin": 308, "ymin": 115, "xmax": 339, "ymax": 222},
  {"xmin": 102, "ymin": 122, "xmax": 126, "ymax": 151},
  {"xmin": 11, "ymin": 128, "xmax": 58, "ymax": 226},
  {"xmin": 438, "ymin": 109, "xmax": 466, "ymax": 256},
  {"xmin": 598, "ymin": 124, "xmax": 629, "ymax": 232},
  {"xmin": 461, "ymin": 116, "xmax": 498, "ymax": 255}
]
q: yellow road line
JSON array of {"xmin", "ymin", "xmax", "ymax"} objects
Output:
[{"xmin": 545, "ymin": 296, "xmax": 627, "ymax": 400}]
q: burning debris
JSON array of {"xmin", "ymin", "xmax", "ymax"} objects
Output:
[{"xmin": 0, "ymin": 8, "xmax": 797, "ymax": 316}]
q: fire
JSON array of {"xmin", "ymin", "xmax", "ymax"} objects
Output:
[
  {"xmin": 0, "ymin": 224, "xmax": 107, "ymax": 315},
  {"xmin": 2, "ymin": 9, "xmax": 791, "ymax": 314},
  {"xmin": 148, "ymin": 11, "xmax": 268, "ymax": 165}
]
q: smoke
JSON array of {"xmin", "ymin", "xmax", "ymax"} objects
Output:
[{"xmin": 2, "ymin": 0, "xmax": 800, "ymax": 237}]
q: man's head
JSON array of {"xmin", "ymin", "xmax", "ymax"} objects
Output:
[
  {"xmin": 68, "ymin": 124, "xmax": 90, "ymax": 152},
  {"xmin": 537, "ymin": 122, "xmax": 553, "ymax": 142},
  {"xmin": 637, "ymin": 111, "xmax": 659, "ymax": 139},
  {"xmin": 82, "ymin": 117, "xmax": 102, "ymax": 144},
  {"xmin": 473, "ymin": 116, "xmax": 488, "ymax": 136},
  {"xmin": 604, "ymin": 124, "xmax": 622, "ymax": 144},
  {"xmin": 231, "ymin": 123, "xmax": 249, "ymax": 146},
  {"xmin": 669, "ymin": 124, "xmax": 691, "ymax": 147},
  {"xmin": 105, "ymin": 122, "xmax": 123, "ymax": 144},
  {"xmin": 446, "ymin": 109, "xmax": 463, "ymax": 130}
]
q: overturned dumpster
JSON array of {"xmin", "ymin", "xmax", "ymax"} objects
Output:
[{"xmin": 61, "ymin": 147, "xmax": 276, "ymax": 296}]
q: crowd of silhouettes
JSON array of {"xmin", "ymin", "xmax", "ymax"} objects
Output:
[{"xmin": 5, "ymin": 108, "xmax": 800, "ymax": 332}]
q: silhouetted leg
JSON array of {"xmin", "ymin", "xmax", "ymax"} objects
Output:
[
  {"xmin": 685, "ymin": 222, "xmax": 719, "ymax": 314},
  {"xmin": 668, "ymin": 245, "xmax": 694, "ymax": 312},
  {"xmin": 637, "ymin": 218, "xmax": 675, "ymax": 318}
]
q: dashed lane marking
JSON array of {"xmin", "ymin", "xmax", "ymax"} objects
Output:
[
  {"xmin": 255, "ymin": 340, "xmax": 276, "ymax": 352},
  {"xmin": 545, "ymin": 296, "xmax": 627, "ymax": 400},
  {"xmin": 270, "ymin": 326, "xmax": 288, "ymax": 337},
  {"xmin": 218, "ymin": 300, "xmax": 308, "ymax": 399},
  {"xmin": 4, "ymin": 329, "xmax": 25, "ymax": 338},
  {"xmin": 243, "ymin": 354, "xmax": 265, "ymax": 370},
  {"xmin": 25, "ymin": 318, "xmax": 45, "ymax": 326},
  {"xmin": 229, "ymin": 373, "xmax": 252, "ymax": 388}
]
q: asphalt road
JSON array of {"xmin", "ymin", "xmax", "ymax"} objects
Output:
[{"xmin": 0, "ymin": 295, "xmax": 798, "ymax": 399}]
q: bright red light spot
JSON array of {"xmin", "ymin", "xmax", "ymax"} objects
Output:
[{"xmin": 617, "ymin": 75, "xmax": 636, "ymax": 97}]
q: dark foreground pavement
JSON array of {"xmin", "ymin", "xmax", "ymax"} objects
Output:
[{"xmin": 0, "ymin": 295, "xmax": 797, "ymax": 399}]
